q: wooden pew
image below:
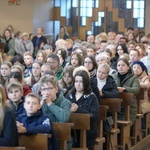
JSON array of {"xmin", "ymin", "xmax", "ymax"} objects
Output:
[
  {"xmin": 118, "ymin": 92, "xmax": 134, "ymax": 150},
  {"xmin": 53, "ymin": 122, "xmax": 73, "ymax": 150},
  {"xmin": 19, "ymin": 133, "xmax": 48, "ymax": 150},
  {"xmin": 0, "ymin": 43, "xmax": 5, "ymax": 58},
  {"xmin": 131, "ymin": 88, "xmax": 144, "ymax": 145},
  {"xmin": 100, "ymin": 98, "xmax": 122, "ymax": 150},
  {"xmin": 0, "ymin": 147, "xmax": 26, "ymax": 150},
  {"xmin": 69, "ymin": 113, "xmax": 91, "ymax": 150},
  {"xmin": 94, "ymin": 105, "xmax": 109, "ymax": 150}
]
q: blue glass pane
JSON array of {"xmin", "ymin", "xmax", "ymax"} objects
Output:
[
  {"xmin": 60, "ymin": 0, "xmax": 66, "ymax": 17},
  {"xmin": 87, "ymin": 31, "xmax": 92, "ymax": 35},
  {"xmin": 87, "ymin": 8, "xmax": 92, "ymax": 17},
  {"xmin": 86, "ymin": 0, "xmax": 93, "ymax": 7},
  {"xmin": 133, "ymin": 9, "xmax": 138, "ymax": 18},
  {"xmin": 72, "ymin": 0, "xmax": 78, "ymax": 7},
  {"xmin": 140, "ymin": 9, "xmax": 144, "ymax": 18},
  {"xmin": 81, "ymin": 17, "xmax": 86, "ymax": 26},
  {"xmin": 80, "ymin": 7, "xmax": 86, "ymax": 16},
  {"xmin": 55, "ymin": 0, "xmax": 60, "ymax": 7},
  {"xmin": 126, "ymin": 1, "xmax": 131, "ymax": 9},
  {"xmin": 95, "ymin": 0, "xmax": 99, "ymax": 8},
  {"xmin": 138, "ymin": 18, "xmax": 144, "ymax": 28}
]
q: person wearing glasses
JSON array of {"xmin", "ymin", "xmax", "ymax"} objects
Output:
[
  {"xmin": 46, "ymin": 53, "xmax": 63, "ymax": 80},
  {"xmin": 39, "ymin": 74, "xmax": 71, "ymax": 123}
]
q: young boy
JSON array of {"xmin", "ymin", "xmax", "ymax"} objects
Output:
[
  {"xmin": 16, "ymin": 93, "xmax": 56, "ymax": 150},
  {"xmin": 7, "ymin": 82, "xmax": 25, "ymax": 118},
  {"xmin": 23, "ymin": 51, "xmax": 33, "ymax": 78}
]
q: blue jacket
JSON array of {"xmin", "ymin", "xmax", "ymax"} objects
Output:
[
  {"xmin": 0, "ymin": 106, "xmax": 18, "ymax": 146},
  {"xmin": 16, "ymin": 110, "xmax": 51, "ymax": 134},
  {"xmin": 9, "ymin": 98, "xmax": 25, "ymax": 118},
  {"xmin": 17, "ymin": 110, "xmax": 57, "ymax": 150}
]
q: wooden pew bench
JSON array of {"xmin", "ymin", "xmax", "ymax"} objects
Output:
[
  {"xmin": 69, "ymin": 113, "xmax": 91, "ymax": 150},
  {"xmin": 19, "ymin": 133, "xmax": 49, "ymax": 150},
  {"xmin": 0, "ymin": 147, "xmax": 26, "ymax": 150},
  {"xmin": 94, "ymin": 105, "xmax": 109, "ymax": 150},
  {"xmin": 118, "ymin": 92, "xmax": 134, "ymax": 150},
  {"xmin": 53, "ymin": 122, "xmax": 73, "ymax": 150},
  {"xmin": 130, "ymin": 88, "xmax": 144, "ymax": 145},
  {"xmin": 100, "ymin": 98, "xmax": 122, "ymax": 150}
]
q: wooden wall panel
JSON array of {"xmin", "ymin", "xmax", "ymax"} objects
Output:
[
  {"xmin": 86, "ymin": 18, "xmax": 92, "ymax": 30},
  {"xmin": 79, "ymin": 27, "xmax": 86, "ymax": 40},
  {"xmin": 106, "ymin": 1, "xmax": 113, "ymax": 12},
  {"xmin": 113, "ymin": 8, "xmax": 118, "ymax": 22},
  {"xmin": 118, "ymin": 18, "xmax": 125, "ymax": 32},
  {"xmin": 54, "ymin": 7, "xmax": 60, "ymax": 20},
  {"xmin": 93, "ymin": 8, "xmax": 99, "ymax": 21}
]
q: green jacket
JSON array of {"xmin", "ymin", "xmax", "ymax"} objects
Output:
[
  {"xmin": 42, "ymin": 93, "xmax": 71, "ymax": 123},
  {"xmin": 2, "ymin": 38, "xmax": 15, "ymax": 56},
  {"xmin": 112, "ymin": 69, "xmax": 140, "ymax": 122}
]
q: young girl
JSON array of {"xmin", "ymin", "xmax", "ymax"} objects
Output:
[
  {"xmin": 0, "ymin": 84, "xmax": 18, "ymax": 146},
  {"xmin": 25, "ymin": 61, "xmax": 42, "ymax": 87},
  {"xmin": 66, "ymin": 67, "xmax": 99, "ymax": 150},
  {"xmin": 69, "ymin": 52, "xmax": 83, "ymax": 67},
  {"xmin": 61, "ymin": 65, "xmax": 74, "ymax": 96},
  {"xmin": 36, "ymin": 50, "xmax": 47, "ymax": 64},
  {"xmin": 0, "ymin": 61, "xmax": 12, "ymax": 86}
]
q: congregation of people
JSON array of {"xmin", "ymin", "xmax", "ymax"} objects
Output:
[{"xmin": 0, "ymin": 24, "xmax": 150, "ymax": 150}]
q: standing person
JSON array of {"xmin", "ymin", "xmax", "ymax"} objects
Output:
[
  {"xmin": 112, "ymin": 58, "xmax": 140, "ymax": 124},
  {"xmin": 14, "ymin": 31, "xmax": 22, "ymax": 55},
  {"xmin": 32, "ymin": 28, "xmax": 47, "ymax": 57},
  {"xmin": 66, "ymin": 69, "xmax": 99, "ymax": 150},
  {"xmin": 0, "ymin": 84, "xmax": 18, "ymax": 146},
  {"xmin": 56, "ymin": 26, "xmax": 69, "ymax": 41},
  {"xmin": 2, "ymin": 29, "xmax": 15, "ymax": 61},
  {"xmin": 39, "ymin": 74, "xmax": 71, "ymax": 123}
]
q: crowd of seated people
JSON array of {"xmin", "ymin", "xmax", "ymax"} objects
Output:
[{"xmin": 0, "ymin": 25, "xmax": 150, "ymax": 150}]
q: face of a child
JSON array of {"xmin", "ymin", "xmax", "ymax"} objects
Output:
[
  {"xmin": 36, "ymin": 53, "xmax": 44, "ymax": 62},
  {"xmin": 63, "ymin": 72, "xmax": 72, "ymax": 86},
  {"xmin": 24, "ymin": 96, "xmax": 41, "ymax": 116},
  {"xmin": 8, "ymin": 87, "xmax": 23, "ymax": 103},
  {"xmin": 86, "ymin": 48, "xmax": 95, "ymax": 57},
  {"xmin": 71, "ymin": 55, "xmax": 79, "ymax": 67},
  {"xmin": 40, "ymin": 82, "xmax": 58, "ymax": 102},
  {"xmin": 32, "ymin": 63, "xmax": 41, "ymax": 77},
  {"xmin": 0, "ymin": 64, "xmax": 11, "ymax": 78},
  {"xmin": 74, "ymin": 76, "xmax": 84, "ymax": 93},
  {"xmin": 24, "ymin": 55, "xmax": 33, "ymax": 66}
]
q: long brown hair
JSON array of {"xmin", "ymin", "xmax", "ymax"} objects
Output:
[{"xmin": 0, "ymin": 85, "xmax": 6, "ymax": 135}]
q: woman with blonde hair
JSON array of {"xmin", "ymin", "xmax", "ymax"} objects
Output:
[
  {"xmin": 36, "ymin": 50, "xmax": 47, "ymax": 64},
  {"xmin": 56, "ymin": 25, "xmax": 69, "ymax": 40},
  {"xmin": 0, "ymin": 84, "xmax": 18, "ymax": 146}
]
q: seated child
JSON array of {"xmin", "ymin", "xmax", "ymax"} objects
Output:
[
  {"xmin": 23, "ymin": 51, "xmax": 33, "ymax": 78},
  {"xmin": 16, "ymin": 93, "xmax": 56, "ymax": 150},
  {"xmin": 7, "ymin": 82, "xmax": 25, "ymax": 118}
]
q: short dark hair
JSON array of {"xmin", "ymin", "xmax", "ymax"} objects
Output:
[{"xmin": 47, "ymin": 52, "xmax": 60, "ymax": 63}]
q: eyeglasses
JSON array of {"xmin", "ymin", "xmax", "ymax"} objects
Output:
[
  {"xmin": 41, "ymin": 87, "xmax": 54, "ymax": 91},
  {"xmin": 84, "ymin": 61, "xmax": 93, "ymax": 64}
]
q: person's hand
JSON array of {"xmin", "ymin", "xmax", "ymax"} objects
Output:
[
  {"xmin": 117, "ymin": 87, "xmax": 125, "ymax": 93},
  {"xmin": 70, "ymin": 103, "xmax": 78, "ymax": 112},
  {"xmin": 41, "ymin": 94, "xmax": 52, "ymax": 106},
  {"xmin": 99, "ymin": 90, "xmax": 103, "ymax": 96},
  {"xmin": 16, "ymin": 121, "xmax": 27, "ymax": 133}
]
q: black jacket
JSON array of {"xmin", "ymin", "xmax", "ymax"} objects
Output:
[
  {"xmin": 92, "ymin": 76, "xmax": 119, "ymax": 99},
  {"xmin": 66, "ymin": 92, "xmax": 99, "ymax": 149},
  {"xmin": 0, "ymin": 106, "xmax": 18, "ymax": 146}
]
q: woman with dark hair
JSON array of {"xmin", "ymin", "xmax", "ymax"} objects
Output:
[
  {"xmin": 56, "ymin": 48, "xmax": 68, "ymax": 68},
  {"xmin": 112, "ymin": 58, "xmax": 140, "ymax": 124},
  {"xmin": 84, "ymin": 55, "xmax": 97, "ymax": 78},
  {"xmin": 2, "ymin": 29, "xmax": 15, "ymax": 61},
  {"xmin": 0, "ymin": 84, "xmax": 18, "ymax": 146},
  {"xmin": 56, "ymin": 26, "xmax": 69, "ymax": 41},
  {"xmin": 66, "ymin": 68, "xmax": 99, "ymax": 150},
  {"xmin": 116, "ymin": 44, "xmax": 128, "ymax": 58}
]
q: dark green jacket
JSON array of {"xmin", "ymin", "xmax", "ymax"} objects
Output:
[{"xmin": 112, "ymin": 69, "xmax": 140, "ymax": 122}]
